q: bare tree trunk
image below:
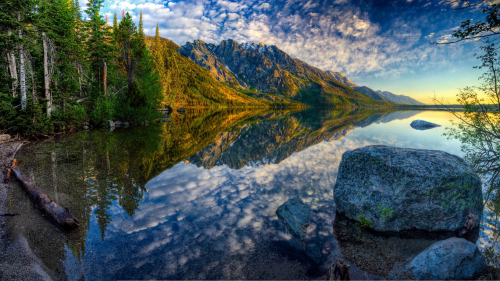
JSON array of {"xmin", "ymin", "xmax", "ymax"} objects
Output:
[
  {"xmin": 76, "ymin": 62, "xmax": 82, "ymax": 97},
  {"xmin": 103, "ymin": 59, "xmax": 107, "ymax": 96},
  {"xmin": 18, "ymin": 14, "xmax": 26, "ymax": 111},
  {"xmin": 42, "ymin": 32, "xmax": 52, "ymax": 117},
  {"xmin": 7, "ymin": 30, "xmax": 18, "ymax": 97}
]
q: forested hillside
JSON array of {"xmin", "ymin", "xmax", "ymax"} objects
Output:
[
  {"xmin": 0, "ymin": 0, "xmax": 275, "ymax": 137},
  {"xmin": 144, "ymin": 29, "xmax": 295, "ymax": 109}
]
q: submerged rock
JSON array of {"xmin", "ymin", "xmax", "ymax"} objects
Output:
[
  {"xmin": 333, "ymin": 145, "xmax": 483, "ymax": 232},
  {"xmin": 410, "ymin": 120, "xmax": 441, "ymax": 130},
  {"xmin": 388, "ymin": 237, "xmax": 486, "ymax": 280},
  {"xmin": 276, "ymin": 197, "xmax": 312, "ymax": 245}
]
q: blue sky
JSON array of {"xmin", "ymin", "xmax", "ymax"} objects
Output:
[{"xmin": 80, "ymin": 0, "xmax": 485, "ymax": 104}]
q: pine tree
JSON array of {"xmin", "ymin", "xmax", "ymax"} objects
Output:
[
  {"xmin": 116, "ymin": 12, "xmax": 137, "ymax": 85},
  {"xmin": 151, "ymin": 24, "xmax": 168, "ymax": 99},
  {"xmin": 84, "ymin": 0, "xmax": 114, "ymax": 95}
]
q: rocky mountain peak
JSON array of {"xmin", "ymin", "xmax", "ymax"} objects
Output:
[
  {"xmin": 325, "ymin": 71, "xmax": 358, "ymax": 87},
  {"xmin": 179, "ymin": 39, "xmax": 382, "ymax": 106}
]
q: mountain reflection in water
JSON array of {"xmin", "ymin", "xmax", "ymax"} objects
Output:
[{"xmin": 7, "ymin": 108, "xmax": 497, "ymax": 280}]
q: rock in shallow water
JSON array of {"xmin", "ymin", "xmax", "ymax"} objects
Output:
[
  {"xmin": 333, "ymin": 145, "xmax": 483, "ymax": 232},
  {"xmin": 276, "ymin": 197, "xmax": 312, "ymax": 245},
  {"xmin": 106, "ymin": 120, "xmax": 115, "ymax": 128},
  {"xmin": 388, "ymin": 237, "xmax": 486, "ymax": 280},
  {"xmin": 410, "ymin": 120, "xmax": 441, "ymax": 130}
]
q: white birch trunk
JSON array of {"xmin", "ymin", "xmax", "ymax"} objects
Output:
[
  {"xmin": 18, "ymin": 14, "xmax": 26, "ymax": 111},
  {"xmin": 42, "ymin": 32, "xmax": 51, "ymax": 117},
  {"xmin": 7, "ymin": 30, "xmax": 18, "ymax": 97}
]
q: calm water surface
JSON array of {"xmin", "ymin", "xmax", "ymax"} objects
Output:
[{"xmin": 6, "ymin": 108, "xmax": 500, "ymax": 280}]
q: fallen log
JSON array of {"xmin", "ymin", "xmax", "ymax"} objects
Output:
[
  {"xmin": 11, "ymin": 165, "xmax": 80, "ymax": 229},
  {"xmin": 4, "ymin": 159, "xmax": 16, "ymax": 184}
]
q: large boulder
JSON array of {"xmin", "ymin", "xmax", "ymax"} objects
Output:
[
  {"xmin": 388, "ymin": 237, "xmax": 486, "ymax": 280},
  {"xmin": 333, "ymin": 145, "xmax": 483, "ymax": 232},
  {"xmin": 276, "ymin": 197, "xmax": 312, "ymax": 245}
]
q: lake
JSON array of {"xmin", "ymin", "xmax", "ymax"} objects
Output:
[{"xmin": 5, "ymin": 108, "xmax": 500, "ymax": 280}]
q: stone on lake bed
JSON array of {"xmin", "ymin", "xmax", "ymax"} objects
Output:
[
  {"xmin": 333, "ymin": 145, "xmax": 483, "ymax": 232},
  {"xmin": 410, "ymin": 120, "xmax": 441, "ymax": 130},
  {"xmin": 276, "ymin": 197, "xmax": 311, "ymax": 244},
  {"xmin": 388, "ymin": 237, "xmax": 486, "ymax": 280}
]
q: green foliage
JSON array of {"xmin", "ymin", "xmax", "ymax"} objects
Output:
[
  {"xmin": 356, "ymin": 213, "xmax": 374, "ymax": 229},
  {"xmin": 440, "ymin": 44, "xmax": 500, "ymax": 200},
  {"xmin": 114, "ymin": 50, "xmax": 162, "ymax": 123},
  {"xmin": 0, "ymin": 94, "xmax": 17, "ymax": 128},
  {"xmin": 52, "ymin": 104, "xmax": 86, "ymax": 126},
  {"xmin": 13, "ymin": 98, "xmax": 53, "ymax": 136},
  {"xmin": 376, "ymin": 205, "xmax": 394, "ymax": 219},
  {"xmin": 90, "ymin": 97, "xmax": 114, "ymax": 126},
  {"xmin": 450, "ymin": 4, "xmax": 500, "ymax": 44}
]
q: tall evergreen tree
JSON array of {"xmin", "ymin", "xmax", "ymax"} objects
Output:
[
  {"xmin": 151, "ymin": 24, "xmax": 168, "ymax": 98},
  {"xmin": 84, "ymin": 0, "xmax": 114, "ymax": 95}
]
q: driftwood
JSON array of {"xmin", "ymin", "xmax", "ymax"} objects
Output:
[
  {"xmin": 326, "ymin": 259, "xmax": 350, "ymax": 280},
  {"xmin": 4, "ymin": 159, "xmax": 16, "ymax": 184},
  {"xmin": 11, "ymin": 165, "xmax": 80, "ymax": 229}
]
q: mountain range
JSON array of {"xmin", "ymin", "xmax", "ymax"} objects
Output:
[
  {"xmin": 325, "ymin": 71, "xmax": 424, "ymax": 105},
  {"xmin": 179, "ymin": 40, "xmax": 385, "ymax": 107},
  {"xmin": 151, "ymin": 37, "xmax": 424, "ymax": 107}
]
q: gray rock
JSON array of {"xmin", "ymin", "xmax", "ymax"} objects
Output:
[
  {"xmin": 388, "ymin": 237, "xmax": 486, "ymax": 280},
  {"xmin": 333, "ymin": 145, "xmax": 483, "ymax": 232},
  {"xmin": 276, "ymin": 197, "xmax": 312, "ymax": 245},
  {"xmin": 114, "ymin": 121, "xmax": 122, "ymax": 127},
  {"xmin": 106, "ymin": 120, "xmax": 115, "ymax": 128},
  {"xmin": 122, "ymin": 122, "xmax": 129, "ymax": 127},
  {"xmin": 410, "ymin": 120, "xmax": 441, "ymax": 130},
  {"xmin": 83, "ymin": 126, "xmax": 89, "ymax": 130}
]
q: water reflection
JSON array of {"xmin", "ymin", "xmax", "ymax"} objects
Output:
[{"xmin": 6, "ymin": 108, "xmax": 499, "ymax": 280}]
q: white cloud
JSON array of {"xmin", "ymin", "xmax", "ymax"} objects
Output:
[{"xmin": 254, "ymin": 3, "xmax": 270, "ymax": 10}]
